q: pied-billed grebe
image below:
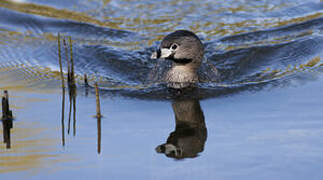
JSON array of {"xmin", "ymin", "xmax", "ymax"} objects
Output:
[{"xmin": 151, "ymin": 30, "xmax": 204, "ymax": 89}]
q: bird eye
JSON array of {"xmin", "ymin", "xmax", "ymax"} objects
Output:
[{"xmin": 170, "ymin": 43, "xmax": 178, "ymax": 50}]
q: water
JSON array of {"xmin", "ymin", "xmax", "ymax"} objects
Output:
[{"xmin": 1, "ymin": 0, "xmax": 323, "ymax": 179}]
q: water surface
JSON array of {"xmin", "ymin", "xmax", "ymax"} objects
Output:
[{"xmin": 1, "ymin": 0, "xmax": 323, "ymax": 179}]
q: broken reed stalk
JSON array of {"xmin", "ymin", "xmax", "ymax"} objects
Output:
[
  {"xmin": 63, "ymin": 38, "xmax": 71, "ymax": 85},
  {"xmin": 95, "ymin": 82, "xmax": 101, "ymax": 154},
  {"xmin": 84, "ymin": 74, "xmax": 88, "ymax": 86},
  {"xmin": 58, "ymin": 34, "xmax": 78, "ymax": 143},
  {"xmin": 84, "ymin": 74, "xmax": 89, "ymax": 96},
  {"xmin": 66, "ymin": 51, "xmax": 72, "ymax": 135},
  {"xmin": 63, "ymin": 36, "xmax": 76, "ymax": 135},
  {"xmin": 95, "ymin": 82, "xmax": 101, "ymax": 118},
  {"xmin": 58, "ymin": 33, "xmax": 65, "ymax": 146},
  {"xmin": 58, "ymin": 33, "xmax": 65, "ymax": 89},
  {"xmin": 68, "ymin": 36, "xmax": 76, "ymax": 88},
  {"xmin": 70, "ymin": 37, "xmax": 77, "ymax": 136},
  {"xmin": 2, "ymin": 90, "xmax": 12, "ymax": 119}
]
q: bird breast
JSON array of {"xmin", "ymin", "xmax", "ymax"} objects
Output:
[{"xmin": 166, "ymin": 65, "xmax": 198, "ymax": 85}]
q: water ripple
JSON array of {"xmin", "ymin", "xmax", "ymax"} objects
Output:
[{"xmin": 0, "ymin": 0, "xmax": 322, "ymax": 99}]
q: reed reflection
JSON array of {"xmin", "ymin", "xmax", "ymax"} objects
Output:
[
  {"xmin": 1, "ymin": 90, "xmax": 13, "ymax": 149},
  {"xmin": 2, "ymin": 117, "xmax": 13, "ymax": 149},
  {"xmin": 59, "ymin": 86, "xmax": 102, "ymax": 154},
  {"xmin": 156, "ymin": 98, "xmax": 207, "ymax": 159},
  {"xmin": 59, "ymin": 80, "xmax": 77, "ymax": 146}
]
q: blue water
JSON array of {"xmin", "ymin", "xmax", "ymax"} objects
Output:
[{"xmin": 1, "ymin": 0, "xmax": 323, "ymax": 179}]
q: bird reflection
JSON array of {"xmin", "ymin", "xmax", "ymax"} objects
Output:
[{"xmin": 156, "ymin": 98, "xmax": 207, "ymax": 159}]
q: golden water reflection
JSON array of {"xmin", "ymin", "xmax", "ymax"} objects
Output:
[
  {"xmin": 0, "ymin": 122, "xmax": 74, "ymax": 174},
  {"xmin": 0, "ymin": 0, "xmax": 322, "ymax": 49}
]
